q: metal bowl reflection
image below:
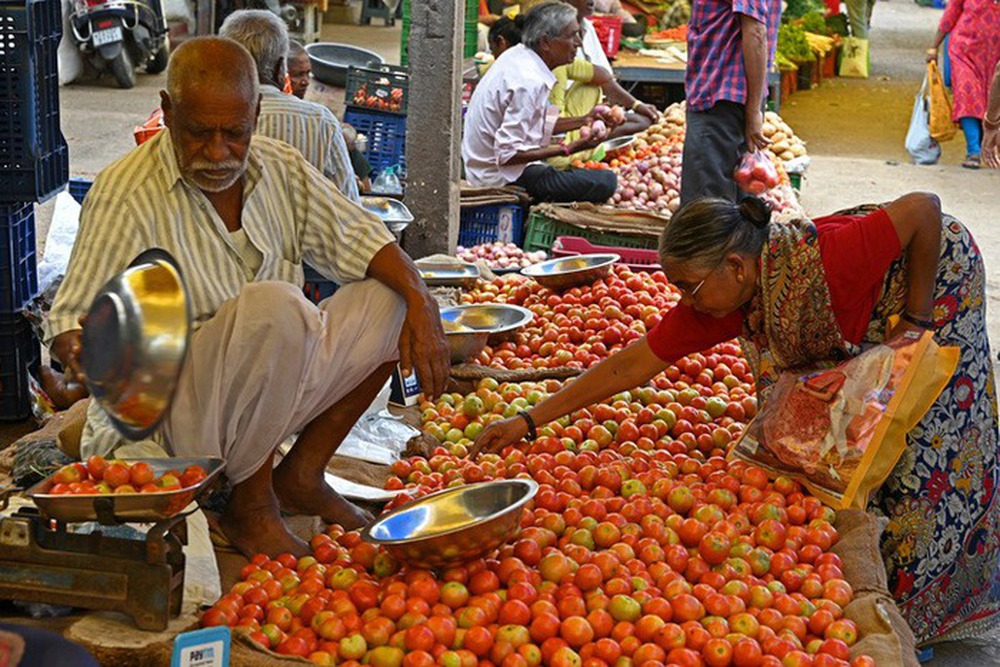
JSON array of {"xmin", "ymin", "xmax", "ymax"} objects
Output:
[
  {"xmin": 520, "ymin": 253, "xmax": 620, "ymax": 291},
  {"xmin": 81, "ymin": 249, "xmax": 190, "ymax": 440},
  {"xmin": 440, "ymin": 304, "xmax": 534, "ymax": 363},
  {"xmin": 360, "ymin": 479, "xmax": 538, "ymax": 569}
]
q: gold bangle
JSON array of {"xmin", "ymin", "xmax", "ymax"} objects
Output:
[{"xmin": 630, "ymin": 99, "xmax": 642, "ymax": 111}]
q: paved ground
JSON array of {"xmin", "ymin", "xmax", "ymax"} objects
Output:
[{"xmin": 7, "ymin": 2, "xmax": 1000, "ymax": 663}]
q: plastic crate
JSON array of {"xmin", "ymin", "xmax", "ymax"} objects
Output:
[
  {"xmin": 551, "ymin": 236, "xmax": 661, "ymax": 273},
  {"xmin": 0, "ymin": 0, "xmax": 69, "ymax": 203},
  {"xmin": 590, "ymin": 14, "xmax": 623, "ymax": 59},
  {"xmin": 68, "ymin": 177, "xmax": 93, "ymax": 205},
  {"xmin": 303, "ymin": 264, "xmax": 338, "ymax": 305},
  {"xmin": 522, "ymin": 211, "xmax": 658, "ymax": 254},
  {"xmin": 0, "ymin": 202, "xmax": 36, "ymax": 312},
  {"xmin": 458, "ymin": 203, "xmax": 525, "ymax": 247},
  {"xmin": 343, "ymin": 107, "xmax": 406, "ymax": 176},
  {"xmin": 0, "ymin": 311, "xmax": 39, "ymax": 420},
  {"xmin": 346, "ymin": 64, "xmax": 409, "ymax": 115}
]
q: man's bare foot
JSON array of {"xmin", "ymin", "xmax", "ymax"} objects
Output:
[
  {"xmin": 273, "ymin": 467, "xmax": 374, "ymax": 531},
  {"xmin": 217, "ymin": 500, "xmax": 309, "ymax": 558}
]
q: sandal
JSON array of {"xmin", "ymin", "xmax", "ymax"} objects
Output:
[{"xmin": 962, "ymin": 154, "xmax": 981, "ymax": 169}]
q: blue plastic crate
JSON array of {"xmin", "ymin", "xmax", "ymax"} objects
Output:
[
  {"xmin": 458, "ymin": 203, "xmax": 525, "ymax": 247},
  {"xmin": 303, "ymin": 264, "xmax": 338, "ymax": 304},
  {"xmin": 68, "ymin": 177, "xmax": 93, "ymax": 205},
  {"xmin": 343, "ymin": 107, "xmax": 406, "ymax": 176},
  {"xmin": 0, "ymin": 0, "xmax": 69, "ymax": 203},
  {"xmin": 0, "ymin": 311, "xmax": 39, "ymax": 420},
  {"xmin": 0, "ymin": 201, "xmax": 36, "ymax": 312}
]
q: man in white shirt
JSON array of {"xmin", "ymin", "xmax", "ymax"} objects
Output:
[
  {"xmin": 48, "ymin": 38, "xmax": 449, "ymax": 557},
  {"xmin": 562, "ymin": 0, "xmax": 658, "ymax": 138},
  {"xmin": 462, "ymin": 3, "xmax": 618, "ymax": 203},
  {"xmin": 220, "ymin": 11, "xmax": 359, "ymax": 202}
]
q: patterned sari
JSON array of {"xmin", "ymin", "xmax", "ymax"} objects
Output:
[{"xmin": 738, "ymin": 211, "xmax": 1000, "ymax": 645}]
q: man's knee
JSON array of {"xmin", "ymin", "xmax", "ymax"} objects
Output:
[{"xmin": 587, "ymin": 170, "xmax": 618, "ymax": 202}]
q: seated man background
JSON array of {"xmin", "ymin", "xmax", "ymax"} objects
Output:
[
  {"xmin": 462, "ymin": 3, "xmax": 619, "ymax": 203},
  {"xmin": 220, "ymin": 11, "xmax": 359, "ymax": 202},
  {"xmin": 46, "ymin": 37, "xmax": 449, "ymax": 557}
]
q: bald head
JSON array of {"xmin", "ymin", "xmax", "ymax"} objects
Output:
[{"xmin": 165, "ymin": 37, "xmax": 259, "ymax": 107}]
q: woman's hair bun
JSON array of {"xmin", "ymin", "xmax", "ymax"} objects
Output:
[
  {"xmin": 738, "ymin": 196, "xmax": 772, "ymax": 229},
  {"xmin": 513, "ymin": 14, "xmax": 527, "ymax": 29}
]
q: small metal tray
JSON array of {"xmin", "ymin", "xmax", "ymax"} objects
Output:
[
  {"xmin": 361, "ymin": 197, "xmax": 413, "ymax": 224},
  {"xmin": 418, "ymin": 261, "xmax": 481, "ymax": 287},
  {"xmin": 25, "ymin": 457, "xmax": 225, "ymax": 524}
]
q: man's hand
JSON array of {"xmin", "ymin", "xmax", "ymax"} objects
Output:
[
  {"xmin": 51, "ymin": 328, "xmax": 86, "ymax": 385},
  {"xmin": 469, "ymin": 416, "xmax": 529, "ymax": 458},
  {"xmin": 398, "ymin": 294, "xmax": 450, "ymax": 399},
  {"xmin": 982, "ymin": 124, "xmax": 1000, "ymax": 169},
  {"xmin": 745, "ymin": 109, "xmax": 768, "ymax": 152},
  {"xmin": 634, "ymin": 102, "xmax": 659, "ymax": 122},
  {"xmin": 925, "ymin": 47, "xmax": 938, "ymax": 63}
]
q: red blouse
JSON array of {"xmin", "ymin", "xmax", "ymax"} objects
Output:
[{"xmin": 646, "ymin": 208, "xmax": 903, "ymax": 363}]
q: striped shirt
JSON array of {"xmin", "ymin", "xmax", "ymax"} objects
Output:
[
  {"xmin": 45, "ymin": 128, "xmax": 394, "ymax": 343},
  {"xmin": 257, "ymin": 84, "xmax": 360, "ymax": 202},
  {"xmin": 685, "ymin": 0, "xmax": 781, "ymax": 111}
]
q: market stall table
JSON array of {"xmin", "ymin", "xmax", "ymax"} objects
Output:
[{"xmin": 613, "ymin": 50, "xmax": 783, "ymax": 112}]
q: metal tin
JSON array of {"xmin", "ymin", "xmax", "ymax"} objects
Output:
[
  {"xmin": 418, "ymin": 262, "xmax": 481, "ymax": 287},
  {"xmin": 360, "ymin": 479, "xmax": 538, "ymax": 569},
  {"xmin": 360, "ymin": 196, "xmax": 413, "ymax": 236},
  {"xmin": 520, "ymin": 253, "xmax": 620, "ymax": 291},
  {"xmin": 25, "ymin": 457, "xmax": 225, "ymax": 524}
]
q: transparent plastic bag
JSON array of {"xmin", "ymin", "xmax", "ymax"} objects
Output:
[
  {"xmin": 372, "ymin": 165, "xmax": 403, "ymax": 195},
  {"xmin": 730, "ymin": 330, "xmax": 958, "ymax": 509},
  {"xmin": 734, "ymin": 150, "xmax": 781, "ymax": 195}
]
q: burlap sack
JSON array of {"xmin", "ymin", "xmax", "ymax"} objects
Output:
[
  {"xmin": 450, "ymin": 362, "xmax": 582, "ymax": 390},
  {"xmin": 459, "ymin": 185, "xmax": 531, "ymax": 208},
  {"xmin": 833, "ymin": 509, "xmax": 919, "ymax": 667}
]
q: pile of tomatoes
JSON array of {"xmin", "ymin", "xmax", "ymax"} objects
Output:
[
  {"xmin": 46, "ymin": 456, "xmax": 207, "ymax": 495},
  {"xmin": 202, "ymin": 443, "xmax": 873, "ymax": 667},
  {"xmin": 461, "ymin": 267, "xmax": 681, "ymax": 372}
]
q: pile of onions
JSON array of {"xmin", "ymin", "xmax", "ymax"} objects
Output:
[
  {"xmin": 456, "ymin": 242, "xmax": 547, "ymax": 269},
  {"xmin": 609, "ymin": 137, "xmax": 684, "ymax": 215}
]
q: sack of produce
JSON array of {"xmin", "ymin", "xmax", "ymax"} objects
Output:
[{"xmin": 730, "ymin": 329, "xmax": 958, "ymax": 509}]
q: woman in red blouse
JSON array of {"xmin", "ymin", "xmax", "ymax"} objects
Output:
[{"xmin": 473, "ymin": 194, "xmax": 1000, "ymax": 644}]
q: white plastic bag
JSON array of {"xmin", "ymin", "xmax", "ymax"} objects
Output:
[
  {"xmin": 905, "ymin": 77, "xmax": 941, "ymax": 165},
  {"xmin": 372, "ymin": 165, "xmax": 403, "ymax": 195},
  {"xmin": 37, "ymin": 191, "xmax": 81, "ymax": 294}
]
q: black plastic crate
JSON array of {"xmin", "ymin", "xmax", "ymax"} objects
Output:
[
  {"xmin": 0, "ymin": 0, "xmax": 69, "ymax": 203},
  {"xmin": 0, "ymin": 201, "xmax": 36, "ymax": 312},
  {"xmin": 0, "ymin": 311, "xmax": 39, "ymax": 420},
  {"xmin": 345, "ymin": 64, "xmax": 409, "ymax": 115}
]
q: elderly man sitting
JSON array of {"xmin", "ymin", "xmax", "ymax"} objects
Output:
[
  {"xmin": 463, "ymin": 2, "xmax": 619, "ymax": 203},
  {"xmin": 46, "ymin": 37, "xmax": 449, "ymax": 557},
  {"xmin": 220, "ymin": 11, "xmax": 358, "ymax": 202}
]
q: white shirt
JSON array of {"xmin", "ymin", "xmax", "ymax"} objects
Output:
[
  {"xmin": 462, "ymin": 44, "xmax": 561, "ymax": 187},
  {"xmin": 257, "ymin": 85, "xmax": 360, "ymax": 203},
  {"xmin": 46, "ymin": 129, "xmax": 394, "ymax": 342},
  {"xmin": 579, "ymin": 18, "xmax": 613, "ymax": 73}
]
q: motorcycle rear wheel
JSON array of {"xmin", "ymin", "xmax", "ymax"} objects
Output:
[
  {"xmin": 110, "ymin": 48, "xmax": 136, "ymax": 89},
  {"xmin": 146, "ymin": 43, "xmax": 169, "ymax": 74}
]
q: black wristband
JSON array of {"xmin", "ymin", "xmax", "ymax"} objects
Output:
[
  {"xmin": 902, "ymin": 312, "xmax": 934, "ymax": 329},
  {"xmin": 517, "ymin": 410, "xmax": 537, "ymax": 441}
]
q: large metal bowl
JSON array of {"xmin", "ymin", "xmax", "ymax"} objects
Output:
[
  {"xmin": 440, "ymin": 304, "xmax": 533, "ymax": 363},
  {"xmin": 81, "ymin": 249, "xmax": 191, "ymax": 440},
  {"xmin": 521, "ymin": 253, "xmax": 620, "ymax": 291},
  {"xmin": 360, "ymin": 479, "xmax": 538, "ymax": 569},
  {"xmin": 306, "ymin": 43, "xmax": 385, "ymax": 87}
]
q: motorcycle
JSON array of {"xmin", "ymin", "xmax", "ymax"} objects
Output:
[{"xmin": 70, "ymin": 0, "xmax": 169, "ymax": 89}]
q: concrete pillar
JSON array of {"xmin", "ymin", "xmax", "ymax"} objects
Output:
[{"xmin": 402, "ymin": 0, "xmax": 464, "ymax": 258}]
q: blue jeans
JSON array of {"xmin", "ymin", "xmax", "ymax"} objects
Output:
[{"xmin": 960, "ymin": 117, "xmax": 982, "ymax": 156}]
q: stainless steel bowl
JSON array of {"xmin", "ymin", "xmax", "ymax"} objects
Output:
[
  {"xmin": 81, "ymin": 249, "xmax": 191, "ymax": 440},
  {"xmin": 521, "ymin": 253, "xmax": 620, "ymax": 291},
  {"xmin": 360, "ymin": 196, "xmax": 413, "ymax": 239},
  {"xmin": 440, "ymin": 305, "xmax": 533, "ymax": 364},
  {"xmin": 600, "ymin": 135, "xmax": 635, "ymax": 153},
  {"xmin": 418, "ymin": 261, "xmax": 481, "ymax": 288},
  {"xmin": 360, "ymin": 479, "xmax": 538, "ymax": 569}
]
